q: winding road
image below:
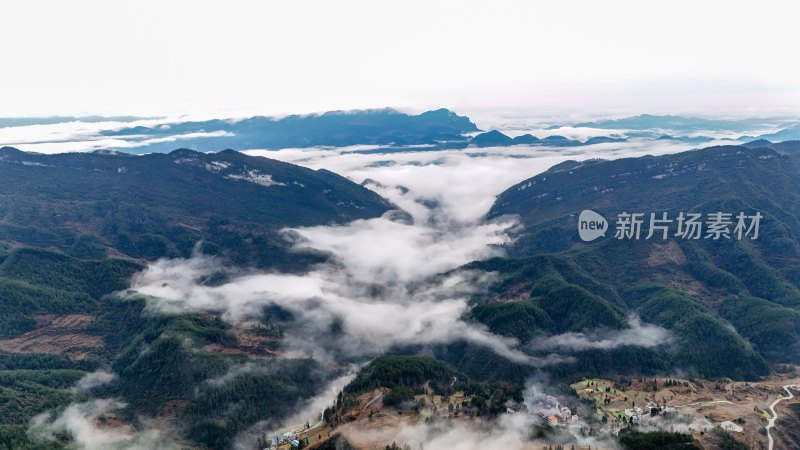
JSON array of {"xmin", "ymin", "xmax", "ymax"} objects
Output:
[{"xmin": 766, "ymin": 384, "xmax": 798, "ymax": 450}]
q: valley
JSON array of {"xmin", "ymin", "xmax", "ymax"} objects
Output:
[{"xmin": 4, "ymin": 0, "xmax": 800, "ymax": 447}]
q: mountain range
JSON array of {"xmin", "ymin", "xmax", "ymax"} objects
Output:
[
  {"xmin": 3, "ymin": 110, "xmax": 799, "ymax": 155},
  {"xmin": 0, "ymin": 139, "xmax": 799, "ymax": 449},
  {"xmin": 750, "ymin": 124, "xmax": 800, "ymax": 142},
  {"xmin": 101, "ymin": 108, "xmax": 479, "ymax": 153},
  {"xmin": 570, "ymin": 114, "xmax": 781, "ymax": 133}
]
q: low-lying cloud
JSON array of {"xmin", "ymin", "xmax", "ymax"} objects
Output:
[
  {"xmin": 29, "ymin": 399, "xmax": 174, "ymax": 450},
  {"xmin": 130, "ymin": 251, "xmax": 534, "ymax": 365},
  {"xmin": 70, "ymin": 369, "xmax": 117, "ymax": 393},
  {"xmin": 337, "ymin": 412, "xmax": 544, "ymax": 450},
  {"xmin": 129, "ymin": 140, "xmax": 684, "ymax": 368},
  {"xmin": 128, "ymin": 146, "xmax": 549, "ymax": 363},
  {"xmin": 529, "ymin": 316, "xmax": 672, "ymax": 352}
]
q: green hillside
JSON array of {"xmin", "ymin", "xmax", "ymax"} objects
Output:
[
  {"xmin": 476, "ymin": 144, "xmax": 800, "ymax": 380},
  {"xmin": 0, "ymin": 146, "xmax": 391, "ymax": 268}
]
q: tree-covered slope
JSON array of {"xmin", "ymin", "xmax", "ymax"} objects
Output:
[
  {"xmin": 0, "ymin": 146, "xmax": 391, "ymax": 266},
  {"xmin": 477, "ymin": 144, "xmax": 800, "ymax": 379}
]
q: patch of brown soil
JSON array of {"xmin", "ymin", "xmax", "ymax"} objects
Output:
[
  {"xmin": 156, "ymin": 399, "xmax": 190, "ymax": 423},
  {"xmin": 646, "ymin": 241, "xmax": 687, "ymax": 267},
  {"xmin": 0, "ymin": 314, "xmax": 101, "ymax": 360},
  {"xmin": 201, "ymin": 324, "xmax": 281, "ymax": 357},
  {"xmin": 494, "ymin": 282, "xmax": 533, "ymax": 303},
  {"xmin": 34, "ymin": 313, "xmax": 94, "ymax": 328}
]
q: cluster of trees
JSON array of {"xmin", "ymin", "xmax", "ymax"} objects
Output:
[
  {"xmin": 0, "ymin": 370, "xmax": 86, "ymax": 425},
  {"xmin": 385, "ymin": 442, "xmax": 413, "ymax": 450},
  {"xmin": 462, "ymin": 381, "xmax": 523, "ymax": 416},
  {"xmin": 182, "ymin": 360, "xmax": 320, "ymax": 449},
  {"xmin": 345, "ymin": 356, "xmax": 454, "ymax": 396},
  {"xmin": 0, "ymin": 361, "xmax": 89, "ymax": 448},
  {"xmin": 711, "ymin": 429, "xmax": 750, "ymax": 450},
  {"xmin": 617, "ymin": 428, "xmax": 700, "ymax": 450},
  {"xmin": 382, "ymin": 386, "xmax": 415, "ymax": 407},
  {"xmin": 339, "ymin": 355, "xmax": 526, "ymax": 420},
  {"xmin": 0, "ymin": 424, "xmax": 67, "ymax": 450}
]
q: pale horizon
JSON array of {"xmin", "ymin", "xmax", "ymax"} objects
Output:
[{"xmin": 2, "ymin": 0, "xmax": 799, "ymax": 118}]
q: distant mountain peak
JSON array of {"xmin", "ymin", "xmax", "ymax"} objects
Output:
[
  {"xmin": 743, "ymin": 139, "xmax": 773, "ymax": 148},
  {"xmin": 512, "ymin": 134, "xmax": 541, "ymax": 144},
  {"xmin": 470, "ymin": 130, "xmax": 513, "ymax": 147},
  {"xmin": 420, "ymin": 107, "xmax": 466, "ymax": 119},
  {"xmin": 100, "ymin": 108, "xmax": 480, "ymax": 153}
]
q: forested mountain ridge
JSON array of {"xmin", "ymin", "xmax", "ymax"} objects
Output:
[
  {"xmin": 470, "ymin": 144, "xmax": 800, "ymax": 380},
  {"xmin": 0, "ymin": 146, "xmax": 391, "ymax": 267}
]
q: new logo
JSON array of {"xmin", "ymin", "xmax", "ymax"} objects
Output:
[{"xmin": 578, "ymin": 210, "xmax": 608, "ymax": 242}]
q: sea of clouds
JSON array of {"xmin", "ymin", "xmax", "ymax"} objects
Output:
[{"xmin": 28, "ymin": 132, "xmax": 701, "ymax": 449}]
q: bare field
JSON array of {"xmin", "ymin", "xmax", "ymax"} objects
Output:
[{"xmin": 0, "ymin": 314, "xmax": 101, "ymax": 360}]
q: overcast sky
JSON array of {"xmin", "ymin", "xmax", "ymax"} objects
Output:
[{"xmin": 2, "ymin": 0, "xmax": 799, "ymax": 118}]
